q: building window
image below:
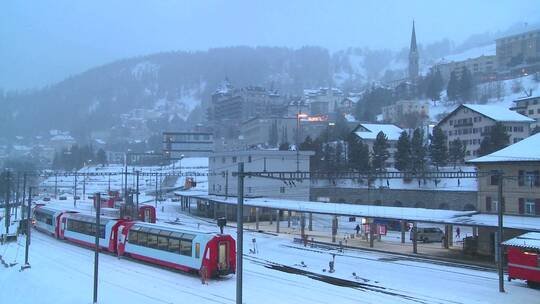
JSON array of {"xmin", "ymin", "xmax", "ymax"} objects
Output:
[
  {"xmin": 232, "ymin": 156, "xmax": 237, "ymax": 163},
  {"xmin": 248, "ymin": 187, "xmax": 252, "ymax": 193},
  {"xmin": 248, "ymin": 155, "xmax": 252, "ymax": 163},
  {"xmin": 280, "ymin": 187, "xmax": 285, "ymax": 193},
  {"xmin": 529, "ymin": 109, "xmax": 534, "ymax": 115},
  {"xmin": 449, "ymin": 120, "xmax": 453, "ymax": 125},
  {"xmin": 490, "ymin": 171, "xmax": 500, "ymax": 185},
  {"xmin": 222, "ymin": 157, "xmax": 226, "ymax": 163},
  {"xmin": 525, "ymin": 200, "xmax": 536, "ymax": 215}
]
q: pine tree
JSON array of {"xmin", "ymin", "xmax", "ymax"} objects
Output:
[
  {"xmin": 347, "ymin": 133, "xmax": 370, "ymax": 171},
  {"xmin": 429, "ymin": 126, "xmax": 448, "ymax": 169},
  {"xmin": 427, "ymin": 69, "xmax": 444, "ymax": 102},
  {"xmin": 372, "ymin": 131, "xmax": 390, "ymax": 172},
  {"xmin": 96, "ymin": 148, "xmax": 107, "ymax": 165},
  {"xmin": 410, "ymin": 128, "xmax": 427, "ymax": 173},
  {"xmin": 460, "ymin": 67, "xmax": 474, "ymax": 101},
  {"xmin": 478, "ymin": 122, "xmax": 510, "ymax": 156},
  {"xmin": 394, "ymin": 131, "xmax": 411, "ymax": 171},
  {"xmin": 449, "ymin": 139, "xmax": 466, "ymax": 168},
  {"xmin": 447, "ymin": 70, "xmax": 459, "ymax": 101}
]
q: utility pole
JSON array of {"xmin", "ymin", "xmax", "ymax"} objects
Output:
[
  {"xmin": 54, "ymin": 173, "xmax": 58, "ymax": 199},
  {"xmin": 107, "ymin": 174, "xmax": 111, "ymax": 193},
  {"xmin": 22, "ymin": 187, "xmax": 32, "ymax": 270},
  {"xmin": 236, "ymin": 162, "xmax": 244, "ymax": 304},
  {"xmin": 15, "ymin": 172, "xmax": 20, "ymax": 219},
  {"xmin": 83, "ymin": 173, "xmax": 86, "ymax": 198},
  {"xmin": 21, "ymin": 173, "xmax": 27, "ymax": 222},
  {"xmin": 93, "ymin": 192, "xmax": 101, "ymax": 304},
  {"xmin": 4, "ymin": 170, "xmax": 11, "ymax": 236},
  {"xmin": 73, "ymin": 172, "xmax": 78, "ymax": 207},
  {"xmin": 497, "ymin": 171, "xmax": 505, "ymax": 293},
  {"xmin": 225, "ymin": 170, "xmax": 229, "ymax": 199},
  {"xmin": 124, "ymin": 155, "xmax": 128, "ymax": 202},
  {"xmin": 154, "ymin": 172, "xmax": 158, "ymax": 207},
  {"xmin": 136, "ymin": 171, "xmax": 140, "ymax": 211}
]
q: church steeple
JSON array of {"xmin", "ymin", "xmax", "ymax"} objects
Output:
[{"xmin": 408, "ymin": 21, "xmax": 419, "ymax": 80}]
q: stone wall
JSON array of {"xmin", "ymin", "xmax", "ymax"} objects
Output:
[{"xmin": 311, "ymin": 187, "xmax": 478, "ymax": 211}]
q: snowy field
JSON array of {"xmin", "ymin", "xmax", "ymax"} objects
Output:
[{"xmin": 1, "ymin": 201, "xmax": 538, "ymax": 304}]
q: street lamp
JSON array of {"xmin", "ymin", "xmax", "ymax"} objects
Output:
[{"xmin": 296, "ymin": 113, "xmax": 308, "ymax": 172}]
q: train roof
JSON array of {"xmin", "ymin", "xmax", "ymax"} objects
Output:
[
  {"xmin": 132, "ymin": 221, "xmax": 220, "ymax": 237},
  {"xmin": 503, "ymin": 232, "xmax": 540, "ymax": 250},
  {"xmin": 35, "ymin": 204, "xmax": 77, "ymax": 215},
  {"xmin": 66, "ymin": 213, "xmax": 117, "ymax": 224}
]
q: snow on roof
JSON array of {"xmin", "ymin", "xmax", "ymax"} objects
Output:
[
  {"xmin": 463, "ymin": 104, "xmax": 534, "ymax": 122},
  {"xmin": 468, "ymin": 133, "xmax": 540, "ymax": 163},
  {"xmin": 344, "ymin": 114, "xmax": 357, "ymax": 122},
  {"xmin": 355, "ymin": 123, "xmax": 404, "ymax": 141},
  {"xmin": 177, "ymin": 191, "xmax": 540, "ymax": 231},
  {"xmin": 503, "ymin": 232, "xmax": 540, "ymax": 250}
]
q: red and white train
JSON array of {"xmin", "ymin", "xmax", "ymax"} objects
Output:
[{"xmin": 33, "ymin": 205, "xmax": 236, "ymax": 278}]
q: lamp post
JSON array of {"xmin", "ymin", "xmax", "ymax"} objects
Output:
[{"xmin": 296, "ymin": 113, "xmax": 308, "ymax": 172}]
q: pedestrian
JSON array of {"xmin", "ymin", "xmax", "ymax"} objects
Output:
[
  {"xmin": 455, "ymin": 227, "xmax": 461, "ymax": 239},
  {"xmin": 355, "ymin": 224, "xmax": 361, "ymax": 236}
]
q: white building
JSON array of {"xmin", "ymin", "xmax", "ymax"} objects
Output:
[
  {"xmin": 353, "ymin": 123, "xmax": 404, "ymax": 168},
  {"xmin": 437, "ymin": 104, "xmax": 534, "ymax": 160},
  {"xmin": 208, "ymin": 150, "xmax": 314, "ymax": 201}
]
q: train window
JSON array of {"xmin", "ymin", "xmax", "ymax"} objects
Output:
[
  {"xmin": 182, "ymin": 233, "xmax": 196, "ymax": 241},
  {"xmin": 168, "ymin": 238, "xmax": 180, "ymax": 253},
  {"xmin": 180, "ymin": 240, "xmax": 192, "ymax": 256},
  {"xmin": 129, "ymin": 231, "xmax": 138, "ymax": 244},
  {"xmin": 158, "ymin": 230, "xmax": 172, "ymax": 237},
  {"xmin": 138, "ymin": 232, "xmax": 148, "ymax": 246},
  {"xmin": 46, "ymin": 217, "xmax": 53, "ymax": 225},
  {"xmin": 169, "ymin": 232, "xmax": 183, "ymax": 239},
  {"xmin": 157, "ymin": 236, "xmax": 168, "ymax": 250},
  {"xmin": 147, "ymin": 234, "xmax": 158, "ymax": 248},
  {"xmin": 99, "ymin": 225, "xmax": 106, "ymax": 239}
]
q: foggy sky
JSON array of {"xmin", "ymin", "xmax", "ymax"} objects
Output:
[{"xmin": 1, "ymin": 0, "xmax": 539, "ymax": 90}]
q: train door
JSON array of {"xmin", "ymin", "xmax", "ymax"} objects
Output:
[
  {"xmin": 54, "ymin": 212, "xmax": 62, "ymax": 238},
  {"xmin": 217, "ymin": 241, "xmax": 229, "ymax": 272},
  {"xmin": 59, "ymin": 216, "xmax": 67, "ymax": 239},
  {"xmin": 116, "ymin": 226, "xmax": 127, "ymax": 256}
]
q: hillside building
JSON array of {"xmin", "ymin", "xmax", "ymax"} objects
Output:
[
  {"xmin": 437, "ymin": 104, "xmax": 534, "ymax": 160},
  {"xmin": 496, "ymin": 29, "xmax": 540, "ymax": 70},
  {"xmin": 163, "ymin": 131, "xmax": 214, "ymax": 158},
  {"xmin": 510, "ymin": 95, "xmax": 540, "ymax": 129},
  {"xmin": 381, "ymin": 99, "xmax": 430, "ymax": 125}
]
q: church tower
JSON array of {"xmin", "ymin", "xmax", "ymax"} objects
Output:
[{"xmin": 408, "ymin": 21, "xmax": 419, "ymax": 81}]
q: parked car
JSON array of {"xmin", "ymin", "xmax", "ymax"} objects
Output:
[
  {"xmin": 43, "ymin": 197, "xmax": 51, "ymax": 202},
  {"xmin": 59, "ymin": 196, "xmax": 67, "ymax": 200},
  {"xmin": 411, "ymin": 227, "xmax": 444, "ymax": 243}
]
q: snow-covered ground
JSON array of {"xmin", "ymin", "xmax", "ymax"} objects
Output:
[
  {"xmin": 1, "ymin": 200, "xmax": 538, "ymax": 304},
  {"xmin": 39, "ymin": 157, "xmax": 209, "ymax": 197}
]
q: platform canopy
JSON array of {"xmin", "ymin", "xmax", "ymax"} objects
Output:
[
  {"xmin": 502, "ymin": 232, "xmax": 540, "ymax": 250},
  {"xmin": 177, "ymin": 190, "xmax": 540, "ymax": 232}
]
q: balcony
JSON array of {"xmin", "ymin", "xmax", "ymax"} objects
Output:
[{"xmin": 453, "ymin": 122, "xmax": 473, "ymax": 128}]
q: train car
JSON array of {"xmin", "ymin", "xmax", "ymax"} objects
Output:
[
  {"xmin": 503, "ymin": 232, "xmax": 540, "ymax": 287},
  {"xmin": 33, "ymin": 205, "xmax": 77, "ymax": 238},
  {"xmin": 117, "ymin": 222, "xmax": 235, "ymax": 278},
  {"xmin": 139, "ymin": 205, "xmax": 156, "ymax": 223},
  {"xmin": 58, "ymin": 213, "xmax": 127, "ymax": 252}
]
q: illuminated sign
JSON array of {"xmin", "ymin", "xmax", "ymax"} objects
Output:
[{"xmin": 300, "ymin": 115, "xmax": 328, "ymax": 122}]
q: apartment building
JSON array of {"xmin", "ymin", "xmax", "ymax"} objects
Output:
[
  {"xmin": 510, "ymin": 95, "xmax": 540, "ymax": 129},
  {"xmin": 437, "ymin": 104, "xmax": 533, "ymax": 159},
  {"xmin": 496, "ymin": 29, "xmax": 540, "ymax": 69}
]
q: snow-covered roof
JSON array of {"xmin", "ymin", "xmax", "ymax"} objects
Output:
[
  {"xmin": 177, "ymin": 191, "xmax": 540, "ymax": 231},
  {"xmin": 468, "ymin": 133, "xmax": 540, "ymax": 163},
  {"xmin": 503, "ymin": 232, "xmax": 540, "ymax": 250},
  {"xmin": 355, "ymin": 123, "xmax": 404, "ymax": 141},
  {"xmin": 462, "ymin": 104, "xmax": 534, "ymax": 122}
]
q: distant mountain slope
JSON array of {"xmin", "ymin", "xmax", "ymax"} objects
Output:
[{"xmin": 0, "ymin": 46, "xmax": 337, "ymax": 140}]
